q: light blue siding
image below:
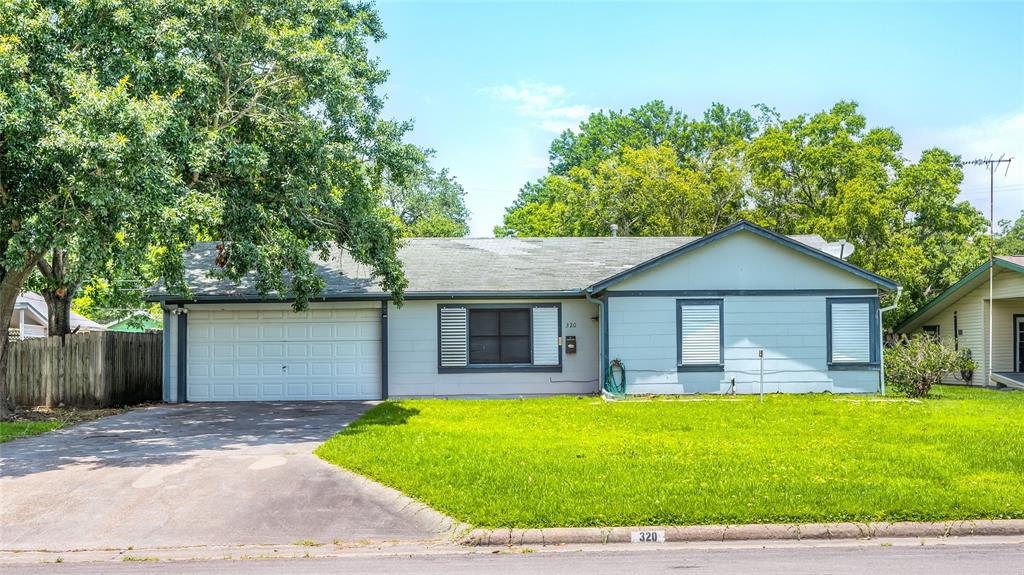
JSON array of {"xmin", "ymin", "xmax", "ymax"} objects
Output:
[
  {"xmin": 613, "ymin": 231, "xmax": 877, "ymax": 291},
  {"xmin": 387, "ymin": 298, "xmax": 600, "ymax": 397},
  {"xmin": 163, "ymin": 308, "xmax": 178, "ymax": 403},
  {"xmin": 609, "ymin": 295, "xmax": 879, "ymax": 394},
  {"xmin": 605, "ymin": 230, "xmax": 881, "ymax": 395}
]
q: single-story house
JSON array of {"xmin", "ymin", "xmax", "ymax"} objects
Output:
[
  {"xmin": 106, "ymin": 311, "xmax": 162, "ymax": 333},
  {"xmin": 149, "ymin": 220, "xmax": 898, "ymax": 402},
  {"xmin": 896, "ymin": 255, "xmax": 1024, "ymax": 388},
  {"xmin": 9, "ymin": 292, "xmax": 106, "ymax": 339}
]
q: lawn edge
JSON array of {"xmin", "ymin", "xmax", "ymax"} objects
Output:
[
  {"xmin": 324, "ymin": 464, "xmax": 474, "ymax": 541},
  {"xmin": 461, "ymin": 519, "xmax": 1024, "ymax": 546}
]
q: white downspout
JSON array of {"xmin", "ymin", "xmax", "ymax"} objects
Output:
[
  {"xmin": 584, "ymin": 289, "xmax": 605, "ymax": 396},
  {"xmin": 878, "ymin": 286, "xmax": 903, "ymax": 396}
]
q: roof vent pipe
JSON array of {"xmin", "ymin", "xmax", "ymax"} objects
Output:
[{"xmin": 610, "ymin": 224, "xmax": 618, "ymax": 238}]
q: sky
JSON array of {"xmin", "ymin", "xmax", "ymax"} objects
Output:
[{"xmin": 371, "ymin": 1, "xmax": 1024, "ymax": 237}]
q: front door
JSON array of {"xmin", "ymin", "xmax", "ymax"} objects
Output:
[{"xmin": 1016, "ymin": 315, "xmax": 1024, "ymax": 372}]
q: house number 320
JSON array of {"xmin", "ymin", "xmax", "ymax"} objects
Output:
[{"xmin": 564, "ymin": 321, "xmax": 576, "ymax": 328}]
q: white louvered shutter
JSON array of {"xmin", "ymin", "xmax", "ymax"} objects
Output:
[
  {"xmin": 830, "ymin": 302, "xmax": 870, "ymax": 363},
  {"xmin": 439, "ymin": 306, "xmax": 468, "ymax": 367},
  {"xmin": 680, "ymin": 304, "xmax": 721, "ymax": 365},
  {"xmin": 532, "ymin": 306, "xmax": 560, "ymax": 366}
]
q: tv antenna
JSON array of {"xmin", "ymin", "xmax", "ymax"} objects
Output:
[{"xmin": 960, "ymin": 155, "xmax": 1013, "ymax": 385}]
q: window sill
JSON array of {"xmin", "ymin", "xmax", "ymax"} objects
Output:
[
  {"xmin": 677, "ymin": 364, "xmax": 725, "ymax": 372},
  {"xmin": 828, "ymin": 363, "xmax": 880, "ymax": 371},
  {"xmin": 439, "ymin": 365, "xmax": 562, "ymax": 374}
]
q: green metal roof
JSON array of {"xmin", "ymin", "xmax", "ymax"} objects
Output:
[
  {"xmin": 106, "ymin": 315, "xmax": 162, "ymax": 332},
  {"xmin": 895, "ymin": 256, "xmax": 1024, "ymax": 333}
]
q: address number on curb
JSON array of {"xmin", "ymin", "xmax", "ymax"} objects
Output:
[{"xmin": 630, "ymin": 530, "xmax": 665, "ymax": 543}]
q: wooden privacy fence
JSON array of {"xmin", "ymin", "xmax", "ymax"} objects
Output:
[{"xmin": 6, "ymin": 331, "xmax": 162, "ymax": 407}]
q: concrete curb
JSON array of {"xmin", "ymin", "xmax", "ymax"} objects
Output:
[{"xmin": 461, "ymin": 520, "xmax": 1024, "ymax": 546}]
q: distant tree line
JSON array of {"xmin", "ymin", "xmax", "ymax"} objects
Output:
[{"xmin": 494, "ymin": 100, "xmax": 1022, "ymax": 326}]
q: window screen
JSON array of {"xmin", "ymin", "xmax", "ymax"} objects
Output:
[{"xmin": 469, "ymin": 309, "xmax": 531, "ymax": 364}]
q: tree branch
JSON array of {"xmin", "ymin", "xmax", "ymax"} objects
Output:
[{"xmin": 36, "ymin": 257, "xmax": 54, "ymax": 280}]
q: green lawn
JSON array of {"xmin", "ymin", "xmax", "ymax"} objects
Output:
[
  {"xmin": 316, "ymin": 385, "xmax": 1024, "ymax": 528},
  {"xmin": 0, "ymin": 420, "xmax": 64, "ymax": 442}
]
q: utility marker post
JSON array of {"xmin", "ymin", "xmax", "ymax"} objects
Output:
[{"xmin": 759, "ymin": 349, "xmax": 764, "ymax": 402}]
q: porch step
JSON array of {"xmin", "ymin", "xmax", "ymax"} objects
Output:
[{"xmin": 991, "ymin": 372, "xmax": 1024, "ymax": 390}]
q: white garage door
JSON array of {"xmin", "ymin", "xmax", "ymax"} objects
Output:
[{"xmin": 186, "ymin": 307, "xmax": 381, "ymax": 401}]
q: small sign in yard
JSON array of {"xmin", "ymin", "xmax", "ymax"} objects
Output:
[{"xmin": 630, "ymin": 530, "xmax": 665, "ymax": 543}]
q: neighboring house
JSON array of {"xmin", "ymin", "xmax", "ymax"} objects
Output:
[
  {"xmin": 106, "ymin": 312, "xmax": 162, "ymax": 333},
  {"xmin": 148, "ymin": 220, "xmax": 898, "ymax": 402},
  {"xmin": 9, "ymin": 292, "xmax": 105, "ymax": 339},
  {"xmin": 896, "ymin": 256, "xmax": 1024, "ymax": 388}
]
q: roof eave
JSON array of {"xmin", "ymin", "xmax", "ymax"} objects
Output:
[
  {"xmin": 13, "ymin": 301, "xmax": 47, "ymax": 324},
  {"xmin": 148, "ymin": 290, "xmax": 586, "ymax": 305},
  {"xmin": 896, "ymin": 258, "xmax": 1024, "ymax": 333}
]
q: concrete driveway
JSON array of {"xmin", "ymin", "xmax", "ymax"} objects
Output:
[{"xmin": 0, "ymin": 403, "xmax": 451, "ymax": 551}]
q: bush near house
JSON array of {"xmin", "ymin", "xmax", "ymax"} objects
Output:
[
  {"xmin": 317, "ymin": 387, "xmax": 1024, "ymax": 529},
  {"xmin": 885, "ymin": 334, "xmax": 974, "ymax": 397}
]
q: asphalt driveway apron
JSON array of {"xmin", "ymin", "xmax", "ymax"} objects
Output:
[{"xmin": 0, "ymin": 402, "xmax": 445, "ymax": 551}]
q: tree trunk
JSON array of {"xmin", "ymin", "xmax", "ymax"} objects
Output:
[
  {"xmin": 0, "ymin": 284, "xmax": 19, "ymax": 419},
  {"xmin": 0, "ymin": 261, "xmax": 38, "ymax": 419},
  {"xmin": 41, "ymin": 288, "xmax": 75, "ymax": 336},
  {"xmin": 37, "ymin": 249, "xmax": 78, "ymax": 337}
]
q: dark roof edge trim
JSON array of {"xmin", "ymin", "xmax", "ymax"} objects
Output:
[
  {"xmin": 895, "ymin": 258, "xmax": 1024, "ymax": 332},
  {"xmin": 147, "ymin": 290, "xmax": 586, "ymax": 304},
  {"xmin": 585, "ymin": 220, "xmax": 899, "ymax": 293}
]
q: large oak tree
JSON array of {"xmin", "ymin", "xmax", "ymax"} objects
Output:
[{"xmin": 0, "ymin": 0, "xmax": 422, "ymax": 415}]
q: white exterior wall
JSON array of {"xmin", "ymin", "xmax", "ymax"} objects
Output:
[
  {"xmin": 387, "ymin": 298, "xmax": 600, "ymax": 397},
  {"xmin": 606, "ymin": 230, "xmax": 881, "ymax": 395},
  {"xmin": 11, "ymin": 308, "xmax": 47, "ymax": 338},
  {"xmin": 909, "ymin": 269, "xmax": 1024, "ymax": 384}
]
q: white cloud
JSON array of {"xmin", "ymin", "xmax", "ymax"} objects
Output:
[
  {"xmin": 482, "ymin": 81, "xmax": 593, "ymax": 133},
  {"xmin": 911, "ymin": 111, "xmax": 1024, "ymax": 224}
]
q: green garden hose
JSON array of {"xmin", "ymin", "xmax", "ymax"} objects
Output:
[{"xmin": 605, "ymin": 359, "xmax": 626, "ymax": 396}]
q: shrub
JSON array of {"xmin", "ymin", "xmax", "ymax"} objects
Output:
[{"xmin": 885, "ymin": 334, "xmax": 964, "ymax": 397}]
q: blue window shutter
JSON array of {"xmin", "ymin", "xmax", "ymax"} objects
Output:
[
  {"xmin": 680, "ymin": 304, "xmax": 721, "ymax": 365},
  {"xmin": 531, "ymin": 306, "xmax": 559, "ymax": 366},
  {"xmin": 830, "ymin": 302, "xmax": 870, "ymax": 363},
  {"xmin": 439, "ymin": 307, "xmax": 468, "ymax": 367}
]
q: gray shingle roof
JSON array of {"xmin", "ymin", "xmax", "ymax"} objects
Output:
[
  {"xmin": 154, "ymin": 234, "xmax": 844, "ymax": 301},
  {"xmin": 16, "ymin": 292, "xmax": 106, "ymax": 330}
]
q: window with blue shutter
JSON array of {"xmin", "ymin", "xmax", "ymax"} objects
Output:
[
  {"xmin": 677, "ymin": 299, "xmax": 724, "ymax": 371},
  {"xmin": 437, "ymin": 304, "xmax": 561, "ymax": 372},
  {"xmin": 827, "ymin": 297, "xmax": 880, "ymax": 367}
]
